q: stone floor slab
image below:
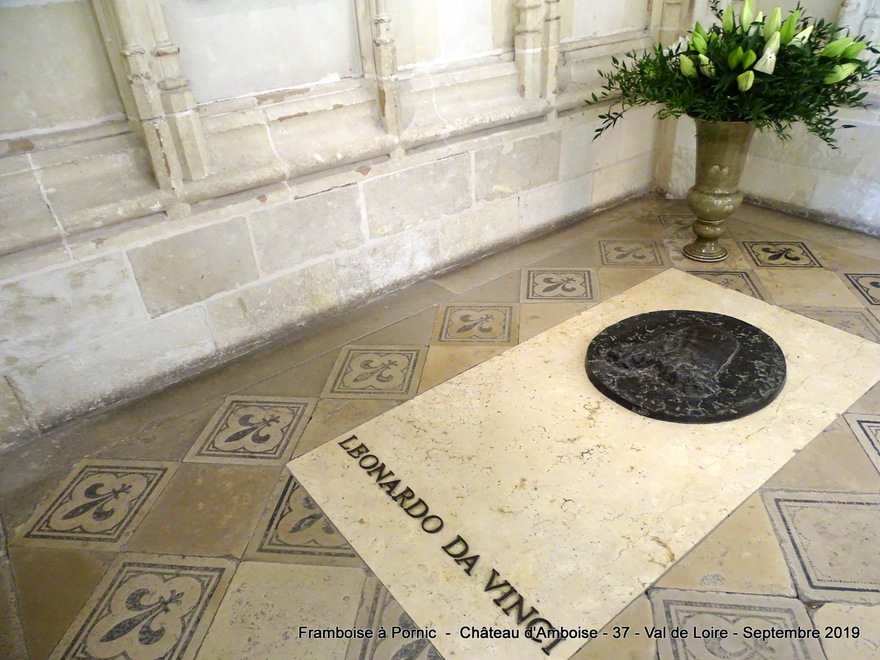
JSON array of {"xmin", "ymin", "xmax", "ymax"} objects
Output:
[
  {"xmin": 289, "ymin": 269, "xmax": 880, "ymax": 660},
  {"xmin": 812, "ymin": 602, "xmax": 880, "ymax": 660},
  {"xmin": 195, "ymin": 561, "xmax": 366, "ymax": 660},
  {"xmin": 322, "ymin": 346, "xmax": 426, "ymax": 399},
  {"xmin": 844, "ymin": 274, "xmax": 880, "ymax": 306},
  {"xmin": 786, "ymin": 308, "xmax": 880, "ymax": 343},
  {"xmin": 520, "ymin": 269, "xmax": 597, "ymax": 303},
  {"xmin": 762, "ymin": 489, "xmax": 880, "ymax": 604},
  {"xmin": 649, "ymin": 588, "xmax": 827, "ymax": 660},
  {"xmin": 431, "ymin": 303, "xmax": 519, "ymax": 345},
  {"xmin": 844, "ymin": 413, "xmax": 880, "ymax": 475},
  {"xmin": 752, "ymin": 269, "xmax": 864, "ymax": 307},
  {"xmin": 687, "ymin": 270, "xmax": 768, "ymax": 300}
]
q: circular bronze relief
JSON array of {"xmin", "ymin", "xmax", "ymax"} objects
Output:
[{"xmin": 585, "ymin": 310, "xmax": 786, "ymax": 423}]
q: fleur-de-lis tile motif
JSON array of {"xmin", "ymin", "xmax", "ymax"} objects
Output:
[
  {"xmin": 599, "ymin": 240, "xmax": 663, "ymax": 266},
  {"xmin": 437, "ymin": 305, "xmax": 515, "ymax": 343},
  {"xmin": 185, "ymin": 396, "xmax": 315, "ymax": 465},
  {"xmin": 658, "ymin": 214, "xmax": 696, "ymax": 231},
  {"xmin": 845, "ymin": 274, "xmax": 880, "ymax": 305},
  {"xmin": 18, "ymin": 462, "xmax": 173, "ymax": 547},
  {"xmin": 523, "ymin": 269, "xmax": 595, "ymax": 301},
  {"xmin": 50, "ymin": 555, "xmax": 232, "ymax": 660},
  {"xmin": 649, "ymin": 588, "xmax": 826, "ymax": 660},
  {"xmin": 253, "ymin": 477, "xmax": 356, "ymax": 560},
  {"xmin": 689, "ymin": 271, "xmax": 764, "ymax": 299},
  {"xmin": 742, "ymin": 241, "xmax": 822, "ymax": 268},
  {"xmin": 324, "ymin": 346, "xmax": 425, "ymax": 399}
]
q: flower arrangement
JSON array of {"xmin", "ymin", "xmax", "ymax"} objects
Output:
[{"xmin": 592, "ymin": 0, "xmax": 880, "ymax": 147}]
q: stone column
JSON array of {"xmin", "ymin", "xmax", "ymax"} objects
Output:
[
  {"xmin": 543, "ymin": 0, "xmax": 561, "ymax": 104},
  {"xmin": 515, "ymin": 0, "xmax": 546, "ymax": 99},
  {"xmin": 368, "ymin": 0, "xmax": 402, "ymax": 136},
  {"xmin": 91, "ymin": 0, "xmax": 210, "ymax": 190}
]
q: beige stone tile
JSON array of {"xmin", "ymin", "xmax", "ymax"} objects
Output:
[
  {"xmin": 845, "ymin": 414, "xmax": 880, "ymax": 474},
  {"xmin": 127, "ymin": 464, "xmax": 278, "ymax": 557},
  {"xmin": 363, "ymin": 155, "xmax": 472, "ymax": 237},
  {"xmin": 418, "ymin": 344, "xmax": 509, "ymax": 393},
  {"xmin": 762, "ymin": 488, "xmax": 880, "ymax": 603},
  {"xmin": 238, "ymin": 350, "xmax": 341, "ymax": 399},
  {"xmin": 849, "ymin": 381, "xmax": 880, "ymax": 415},
  {"xmin": 0, "ymin": 169, "xmax": 60, "ymax": 255},
  {"xmin": 454, "ymin": 271, "xmax": 522, "ymax": 303},
  {"xmin": 0, "ymin": 551, "xmax": 27, "ymax": 660},
  {"xmin": 527, "ymin": 239, "xmax": 601, "ymax": 269},
  {"xmin": 569, "ymin": 595, "xmax": 656, "ymax": 660},
  {"xmin": 520, "ymin": 269, "xmax": 597, "ymax": 304},
  {"xmin": 294, "ymin": 398, "xmax": 403, "ymax": 458},
  {"xmin": 322, "ymin": 345, "xmax": 427, "ymax": 400},
  {"xmin": 786, "ymin": 307, "xmax": 880, "ymax": 343},
  {"xmin": 195, "ymin": 562, "xmax": 366, "ymax": 660},
  {"xmin": 519, "ymin": 301, "xmax": 598, "ymax": 341},
  {"xmin": 431, "ymin": 303, "xmax": 519, "ymax": 346},
  {"xmin": 655, "ymin": 493, "xmax": 795, "ymax": 597},
  {"xmin": 358, "ymin": 306, "xmax": 438, "ymax": 347},
  {"xmin": 184, "ymin": 396, "xmax": 316, "ymax": 466},
  {"xmin": 8, "ymin": 546, "xmax": 110, "ymax": 660},
  {"xmin": 249, "ymin": 185, "xmax": 363, "ymax": 273},
  {"xmin": 243, "ymin": 473, "xmax": 362, "ymax": 567},
  {"xmin": 766, "ymin": 417, "xmax": 880, "ymax": 491},
  {"xmin": 596, "ymin": 266, "xmax": 666, "ymax": 299},
  {"xmin": 752, "ymin": 268, "xmax": 864, "ymax": 307},
  {"xmin": 684, "ymin": 269, "xmax": 772, "ymax": 302},
  {"xmin": 0, "ymin": 254, "xmax": 146, "ymax": 371},
  {"xmin": 598, "ymin": 239, "xmax": 667, "ymax": 267},
  {"xmin": 128, "ymin": 218, "xmax": 260, "ymax": 317},
  {"xmin": 47, "ymin": 553, "xmax": 234, "ymax": 660},
  {"xmin": 842, "ymin": 272, "xmax": 880, "ymax": 307},
  {"xmin": 813, "ymin": 602, "xmax": 880, "ymax": 660},
  {"xmin": 475, "ymin": 132, "xmax": 560, "ymax": 202},
  {"xmin": 0, "ymin": 241, "xmax": 70, "ymax": 283},
  {"xmin": 10, "ymin": 459, "xmax": 178, "ymax": 551},
  {"xmin": 805, "ymin": 243, "xmax": 880, "ymax": 273}
]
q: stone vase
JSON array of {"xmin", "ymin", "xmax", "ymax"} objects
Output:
[{"xmin": 683, "ymin": 118, "xmax": 756, "ymax": 262}]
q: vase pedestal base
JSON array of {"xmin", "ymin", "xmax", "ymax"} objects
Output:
[{"xmin": 682, "ymin": 239, "xmax": 728, "ymax": 262}]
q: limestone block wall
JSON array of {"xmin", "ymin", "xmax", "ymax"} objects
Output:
[{"xmin": 0, "ymin": 0, "xmax": 662, "ymax": 446}]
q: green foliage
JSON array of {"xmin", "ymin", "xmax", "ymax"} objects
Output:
[{"xmin": 592, "ymin": 1, "xmax": 879, "ymax": 148}]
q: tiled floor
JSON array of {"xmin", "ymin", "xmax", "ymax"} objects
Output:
[{"xmin": 2, "ymin": 194, "xmax": 880, "ymax": 660}]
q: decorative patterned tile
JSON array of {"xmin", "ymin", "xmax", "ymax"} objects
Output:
[
  {"xmin": 658, "ymin": 214, "xmax": 695, "ymax": 231},
  {"xmin": 244, "ymin": 474, "xmax": 360, "ymax": 566},
  {"xmin": 688, "ymin": 270, "xmax": 766, "ymax": 300},
  {"xmin": 48, "ymin": 554, "xmax": 233, "ymax": 660},
  {"xmin": 599, "ymin": 239, "xmax": 665, "ymax": 266},
  {"xmin": 347, "ymin": 577, "xmax": 444, "ymax": 660},
  {"xmin": 12, "ymin": 461, "xmax": 176, "ymax": 549},
  {"xmin": 520, "ymin": 268, "xmax": 596, "ymax": 302},
  {"xmin": 433, "ymin": 304, "xmax": 518, "ymax": 344},
  {"xmin": 762, "ymin": 489, "xmax": 880, "ymax": 603},
  {"xmin": 184, "ymin": 396, "xmax": 316, "ymax": 465},
  {"xmin": 786, "ymin": 308, "xmax": 880, "ymax": 343},
  {"xmin": 845, "ymin": 273, "xmax": 880, "ymax": 305},
  {"xmin": 322, "ymin": 346, "xmax": 426, "ymax": 399},
  {"xmin": 649, "ymin": 588, "xmax": 826, "ymax": 660},
  {"xmin": 742, "ymin": 241, "xmax": 823, "ymax": 268},
  {"xmin": 844, "ymin": 414, "xmax": 880, "ymax": 476}
]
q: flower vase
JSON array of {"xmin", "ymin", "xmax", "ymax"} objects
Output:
[{"xmin": 683, "ymin": 119, "xmax": 755, "ymax": 262}]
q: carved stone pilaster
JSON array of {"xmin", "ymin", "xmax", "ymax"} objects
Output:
[
  {"xmin": 515, "ymin": 0, "xmax": 546, "ymax": 99},
  {"xmin": 657, "ymin": 0, "xmax": 694, "ymax": 46},
  {"xmin": 370, "ymin": 0, "xmax": 402, "ymax": 136},
  {"xmin": 543, "ymin": 0, "xmax": 561, "ymax": 104},
  {"xmin": 91, "ymin": 0, "xmax": 210, "ymax": 189}
]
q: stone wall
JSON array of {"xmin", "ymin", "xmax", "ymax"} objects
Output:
[{"xmin": 0, "ymin": 0, "xmax": 661, "ymax": 446}]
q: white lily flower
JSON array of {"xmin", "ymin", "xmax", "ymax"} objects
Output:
[
  {"xmin": 754, "ymin": 32, "xmax": 781, "ymax": 74},
  {"xmin": 788, "ymin": 24, "xmax": 813, "ymax": 48}
]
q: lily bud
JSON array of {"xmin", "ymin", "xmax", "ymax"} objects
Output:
[
  {"xmin": 698, "ymin": 53, "xmax": 717, "ymax": 78},
  {"xmin": 679, "ymin": 54, "xmax": 697, "ymax": 77},
  {"xmin": 740, "ymin": 0, "xmax": 755, "ymax": 33},
  {"xmin": 748, "ymin": 12, "xmax": 764, "ymax": 37},
  {"xmin": 728, "ymin": 46, "xmax": 744, "ymax": 69},
  {"xmin": 692, "ymin": 32, "xmax": 708, "ymax": 54},
  {"xmin": 821, "ymin": 36, "xmax": 855, "ymax": 58},
  {"xmin": 753, "ymin": 33, "xmax": 781, "ymax": 74},
  {"xmin": 741, "ymin": 49, "xmax": 757, "ymax": 69},
  {"xmin": 823, "ymin": 62, "xmax": 859, "ymax": 84},
  {"xmin": 693, "ymin": 22, "xmax": 707, "ymax": 39},
  {"xmin": 788, "ymin": 24, "xmax": 813, "ymax": 48},
  {"xmin": 779, "ymin": 10, "xmax": 801, "ymax": 45},
  {"xmin": 737, "ymin": 70, "xmax": 755, "ymax": 92},
  {"xmin": 843, "ymin": 41, "xmax": 866, "ymax": 59},
  {"xmin": 764, "ymin": 7, "xmax": 782, "ymax": 39},
  {"xmin": 762, "ymin": 31, "xmax": 781, "ymax": 57},
  {"xmin": 722, "ymin": 3, "xmax": 735, "ymax": 33}
]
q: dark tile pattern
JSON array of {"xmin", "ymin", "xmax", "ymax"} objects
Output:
[
  {"xmin": 650, "ymin": 588, "xmax": 826, "ymax": 660},
  {"xmin": 763, "ymin": 489, "xmax": 880, "ymax": 603},
  {"xmin": 522, "ymin": 269, "xmax": 595, "ymax": 302},
  {"xmin": 845, "ymin": 274, "xmax": 880, "ymax": 305},
  {"xmin": 17, "ymin": 462, "xmax": 174, "ymax": 547},
  {"xmin": 688, "ymin": 270, "xmax": 765, "ymax": 299},
  {"xmin": 787, "ymin": 308, "xmax": 880, "ymax": 342},
  {"xmin": 599, "ymin": 240, "xmax": 664, "ymax": 266},
  {"xmin": 658, "ymin": 214, "xmax": 695, "ymax": 231},
  {"xmin": 324, "ymin": 346, "xmax": 425, "ymax": 399},
  {"xmin": 248, "ymin": 476, "xmax": 358, "ymax": 563},
  {"xmin": 185, "ymin": 396, "xmax": 315, "ymax": 465},
  {"xmin": 49, "ymin": 555, "xmax": 232, "ymax": 660},
  {"xmin": 845, "ymin": 414, "xmax": 880, "ymax": 474},
  {"xmin": 742, "ymin": 241, "xmax": 823, "ymax": 268},
  {"xmin": 436, "ymin": 304, "xmax": 515, "ymax": 343}
]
